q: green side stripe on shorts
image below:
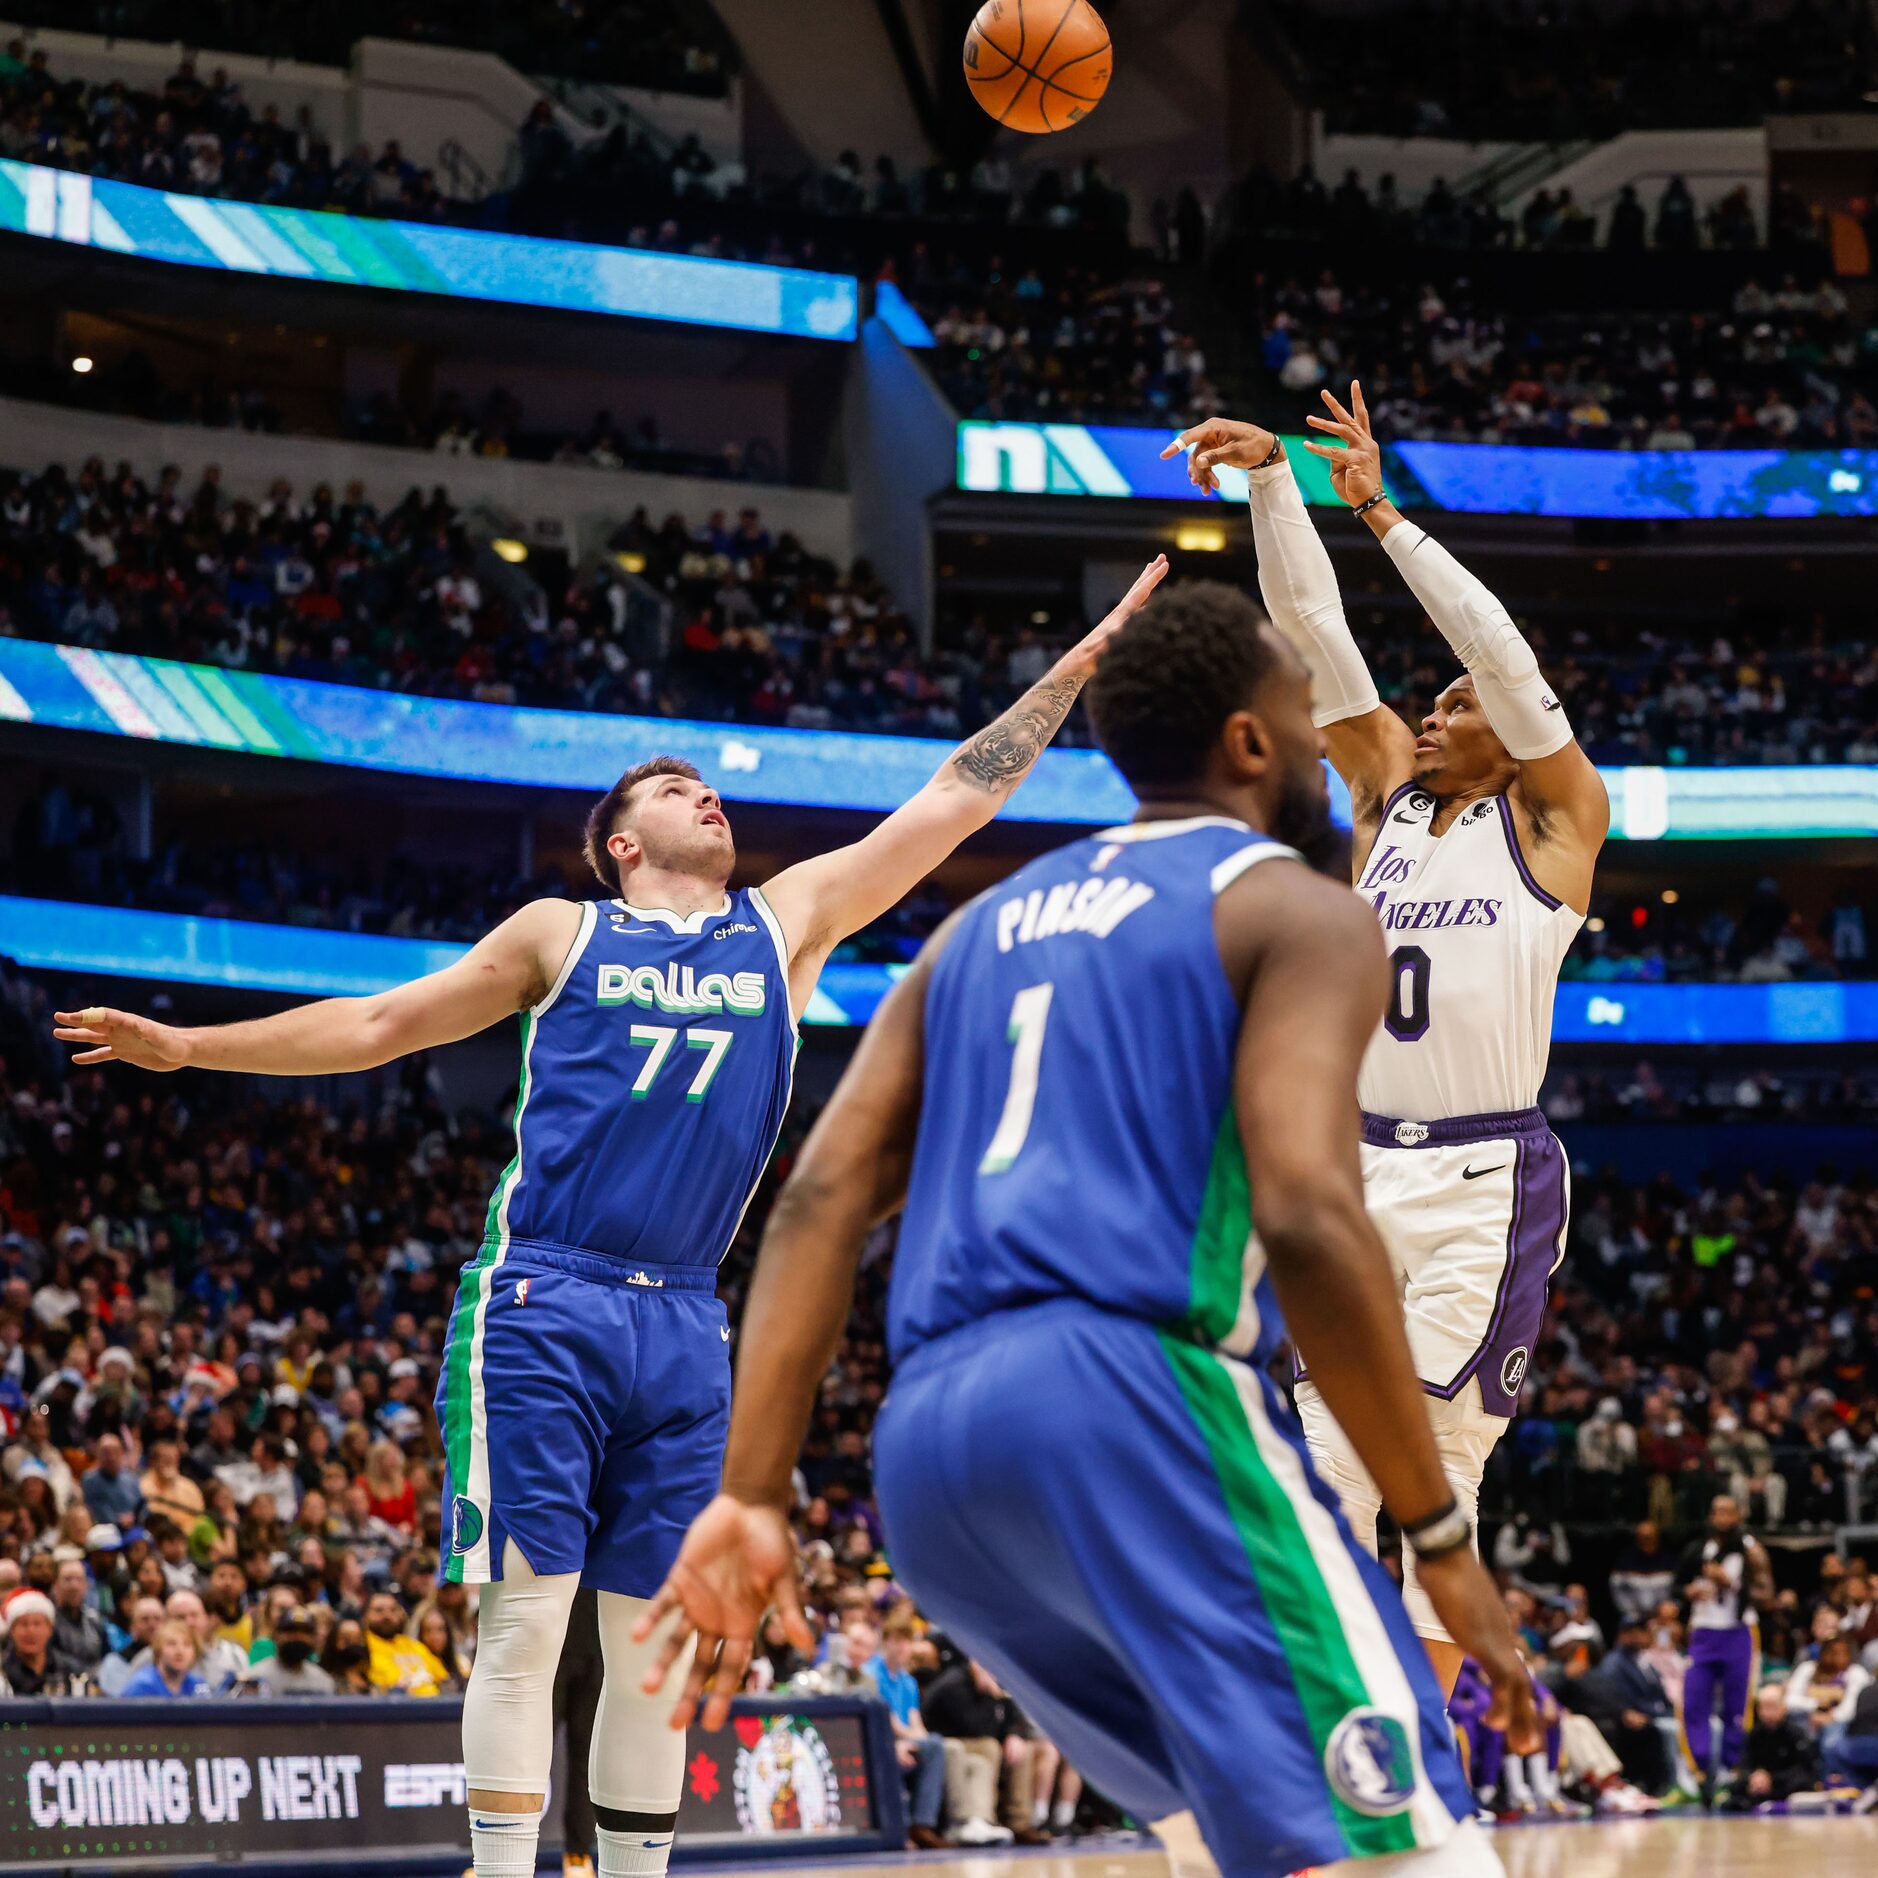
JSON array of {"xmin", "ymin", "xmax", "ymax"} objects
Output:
[
  {"xmin": 1156, "ymin": 1333, "xmax": 1418, "ymax": 1861},
  {"xmin": 1182, "ymin": 1109, "xmax": 1250, "ymax": 1346},
  {"xmin": 441, "ymin": 1013, "xmax": 532, "ymax": 1584}
]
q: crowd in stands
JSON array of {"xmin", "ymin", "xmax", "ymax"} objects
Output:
[
  {"xmin": 1, "ymin": 948, "xmax": 1875, "ymax": 1817},
  {"xmin": 4, "ymin": 1, "xmax": 736, "ymax": 94},
  {"xmin": 1245, "ymin": 266, "xmax": 1878, "ymax": 450},
  {"xmin": 0, "ymin": 459, "xmax": 1026, "ymax": 742},
  {"xmin": 1225, "ymin": 164, "xmax": 1832, "ymax": 261},
  {"xmin": 2, "ymin": 454, "xmax": 1874, "ymax": 768},
  {"xmin": 1564, "ymin": 879, "xmax": 1871, "ymax": 986},
  {"xmin": 1544, "ymin": 1063, "xmax": 1878, "ymax": 1128},
  {"xmin": 1270, "ymin": 0, "xmax": 1873, "ymax": 140}
]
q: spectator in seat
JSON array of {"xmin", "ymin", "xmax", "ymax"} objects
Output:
[
  {"xmin": 166, "ymin": 1589, "xmax": 247, "ymax": 1691},
  {"xmin": 363, "ymin": 1589, "xmax": 446, "ymax": 1695},
  {"xmin": 82, "ymin": 1433, "xmax": 143, "ymax": 1527},
  {"xmin": 921, "ymin": 1657, "xmax": 1036, "ymax": 1846},
  {"xmin": 120, "ymin": 1620, "xmax": 211, "ymax": 1699},
  {"xmin": 140, "ymin": 1438, "xmax": 205, "ymax": 1530},
  {"xmin": 0, "ymin": 1590, "xmax": 84, "ymax": 1695},
  {"xmin": 1725, "ymin": 1681, "xmax": 1820, "ymax": 1809},
  {"xmin": 1554, "ymin": 1618, "xmax": 1675, "ymax": 1795},
  {"xmin": 248, "ymin": 1605, "xmax": 335, "ymax": 1696},
  {"xmin": 51, "ymin": 1555, "xmax": 107, "ymax": 1672},
  {"xmin": 1824, "ymin": 1674, "xmax": 1878, "ymax": 1792},
  {"xmin": 1787, "ymin": 1634, "xmax": 1871, "ymax": 1752},
  {"xmin": 863, "ymin": 1615, "xmax": 947, "ymax": 1848},
  {"xmin": 97, "ymin": 1594, "xmax": 166, "ymax": 1695},
  {"xmin": 1609, "ymin": 1521, "xmax": 1676, "ymax": 1626},
  {"xmin": 322, "ymin": 1616, "xmax": 373, "ymax": 1694}
]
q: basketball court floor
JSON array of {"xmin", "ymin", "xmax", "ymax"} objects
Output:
[{"xmin": 688, "ymin": 1816, "xmax": 1876, "ymax": 1878}]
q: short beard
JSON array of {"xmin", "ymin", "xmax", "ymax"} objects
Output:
[
  {"xmin": 632, "ymin": 830, "xmax": 736, "ymax": 890},
  {"xmin": 1271, "ymin": 765, "xmax": 1337, "ymax": 872}
]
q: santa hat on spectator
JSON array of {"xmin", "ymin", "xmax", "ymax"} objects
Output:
[{"xmin": 1, "ymin": 1590, "xmax": 56, "ymax": 1633}]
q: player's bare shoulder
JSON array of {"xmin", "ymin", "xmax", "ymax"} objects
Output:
[
  {"xmin": 489, "ymin": 897, "xmax": 588, "ymax": 1011},
  {"xmin": 1214, "ymin": 851, "xmax": 1387, "ymax": 1008}
]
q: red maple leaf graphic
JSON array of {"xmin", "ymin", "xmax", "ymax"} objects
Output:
[{"xmin": 687, "ymin": 1752, "xmax": 721, "ymax": 1805}]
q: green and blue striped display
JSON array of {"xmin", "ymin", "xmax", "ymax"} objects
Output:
[{"xmin": 0, "ymin": 160, "xmax": 859, "ymax": 340}]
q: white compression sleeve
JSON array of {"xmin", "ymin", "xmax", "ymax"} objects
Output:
[
  {"xmin": 1246, "ymin": 459, "xmax": 1380, "ymax": 728},
  {"xmin": 1380, "ymin": 521, "xmax": 1573, "ymax": 761},
  {"xmin": 462, "ymin": 1542, "xmax": 581, "ymax": 1796},
  {"xmin": 591, "ymin": 1589, "xmax": 692, "ymax": 1815}
]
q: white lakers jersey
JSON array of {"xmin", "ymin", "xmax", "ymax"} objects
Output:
[{"xmin": 1354, "ymin": 787, "xmax": 1582, "ymax": 1120}]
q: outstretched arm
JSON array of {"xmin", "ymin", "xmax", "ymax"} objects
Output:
[
  {"xmin": 632, "ymin": 935, "xmax": 938, "ymax": 1728},
  {"xmin": 1163, "ymin": 419, "xmax": 1415, "ymax": 848},
  {"xmin": 759, "ymin": 557, "xmax": 1167, "ymax": 1013},
  {"xmin": 54, "ymin": 898, "xmax": 582, "ymax": 1076},
  {"xmin": 1305, "ymin": 384, "xmax": 1609, "ymax": 903}
]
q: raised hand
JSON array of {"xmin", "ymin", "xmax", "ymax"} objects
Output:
[
  {"xmin": 1303, "ymin": 382, "xmax": 1385, "ymax": 510},
  {"xmin": 1159, "ymin": 419, "xmax": 1279, "ymax": 494},
  {"xmin": 631, "ymin": 1494, "xmax": 814, "ymax": 1732},
  {"xmin": 1059, "ymin": 553, "xmax": 1169, "ymax": 677},
  {"xmin": 53, "ymin": 1007, "xmax": 192, "ymax": 1071}
]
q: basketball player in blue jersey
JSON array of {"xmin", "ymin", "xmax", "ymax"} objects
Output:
[
  {"xmin": 1164, "ymin": 390, "xmax": 1609, "ymax": 1706},
  {"xmin": 49, "ymin": 554, "xmax": 1168, "ymax": 1878},
  {"xmin": 636, "ymin": 584, "xmax": 1538, "ymax": 1878}
]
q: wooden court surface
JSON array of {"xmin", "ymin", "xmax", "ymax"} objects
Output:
[{"xmin": 691, "ymin": 1815, "xmax": 1877, "ymax": 1877}]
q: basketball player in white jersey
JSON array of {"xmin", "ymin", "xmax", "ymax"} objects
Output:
[{"xmin": 1165, "ymin": 387, "xmax": 1608, "ymax": 1696}]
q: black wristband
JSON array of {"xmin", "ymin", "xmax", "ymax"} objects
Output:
[
  {"xmin": 1402, "ymin": 1499, "xmax": 1472, "ymax": 1560},
  {"xmin": 1352, "ymin": 489, "xmax": 1389, "ymax": 517},
  {"xmin": 1253, "ymin": 436, "xmax": 1283, "ymax": 470}
]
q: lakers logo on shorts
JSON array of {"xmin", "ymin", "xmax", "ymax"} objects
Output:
[
  {"xmin": 1500, "ymin": 1347, "xmax": 1530, "ymax": 1395},
  {"xmin": 1324, "ymin": 1709, "xmax": 1417, "ymax": 1817},
  {"xmin": 451, "ymin": 1495, "xmax": 484, "ymax": 1556}
]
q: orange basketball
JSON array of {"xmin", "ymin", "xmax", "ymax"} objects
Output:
[{"xmin": 963, "ymin": 0, "xmax": 1111, "ymax": 135}]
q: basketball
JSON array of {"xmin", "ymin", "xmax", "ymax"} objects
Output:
[{"xmin": 963, "ymin": 0, "xmax": 1111, "ymax": 135}]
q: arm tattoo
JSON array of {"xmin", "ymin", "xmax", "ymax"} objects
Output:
[{"xmin": 950, "ymin": 674, "xmax": 1085, "ymax": 792}]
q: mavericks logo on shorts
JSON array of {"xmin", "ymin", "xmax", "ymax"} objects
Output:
[
  {"xmin": 451, "ymin": 1495, "xmax": 484, "ymax": 1556},
  {"xmin": 1324, "ymin": 1708, "xmax": 1418, "ymax": 1817}
]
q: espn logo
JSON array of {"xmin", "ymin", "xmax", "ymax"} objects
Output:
[{"xmin": 384, "ymin": 1763, "xmax": 467, "ymax": 1809}]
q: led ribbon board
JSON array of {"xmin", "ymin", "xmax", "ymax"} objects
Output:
[
  {"xmin": 0, "ymin": 161, "xmax": 859, "ymax": 340},
  {"xmin": 8, "ymin": 896, "xmax": 1873, "ymax": 1041},
  {"xmin": 957, "ymin": 422, "xmax": 1878, "ymax": 519},
  {"xmin": 3, "ymin": 641, "xmax": 1870, "ymax": 838}
]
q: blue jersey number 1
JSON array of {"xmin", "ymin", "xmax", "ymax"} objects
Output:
[{"xmin": 978, "ymin": 983, "xmax": 1054, "ymax": 1175}]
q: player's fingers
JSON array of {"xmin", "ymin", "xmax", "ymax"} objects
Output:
[
  {"xmin": 666, "ymin": 1632, "xmax": 720, "ymax": 1731},
  {"xmin": 1304, "ymin": 414, "xmax": 1358, "ymax": 441},
  {"xmin": 1301, "ymin": 441, "xmax": 1338, "ymax": 461},
  {"xmin": 775, "ymin": 1578, "xmax": 816, "ymax": 1655},
  {"xmin": 700, "ymin": 1635, "xmax": 754, "ymax": 1733},
  {"xmin": 1351, "ymin": 380, "xmax": 1372, "ymax": 430},
  {"xmin": 1159, "ymin": 429, "xmax": 1204, "ymax": 458},
  {"xmin": 1319, "ymin": 386, "xmax": 1356, "ymax": 428},
  {"xmin": 639, "ymin": 1605, "xmax": 698, "ymax": 1693},
  {"xmin": 71, "ymin": 1048, "xmax": 117, "ymax": 1065},
  {"xmin": 53, "ymin": 1027, "xmax": 104, "ymax": 1043},
  {"xmin": 631, "ymin": 1582, "xmax": 682, "ymax": 1645}
]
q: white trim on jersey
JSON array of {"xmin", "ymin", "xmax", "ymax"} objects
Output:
[
  {"xmin": 458, "ymin": 922, "xmax": 589, "ymax": 1581},
  {"xmin": 533, "ymin": 901, "xmax": 598, "ymax": 1014},
  {"xmin": 614, "ymin": 894, "xmax": 733, "ymax": 934},
  {"xmin": 745, "ymin": 885, "xmax": 800, "ymax": 1036},
  {"xmin": 1096, "ymin": 814, "xmax": 1251, "ymax": 843},
  {"xmin": 1210, "ymin": 842, "xmax": 1303, "ymax": 895},
  {"xmin": 1216, "ymin": 1328, "xmax": 1456, "ymax": 1853}
]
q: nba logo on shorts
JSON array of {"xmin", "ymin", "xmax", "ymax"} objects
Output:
[
  {"xmin": 1324, "ymin": 1709, "xmax": 1417, "ymax": 1817},
  {"xmin": 1500, "ymin": 1347, "xmax": 1530, "ymax": 1395},
  {"xmin": 515, "ymin": 1277, "xmax": 531, "ymax": 1306},
  {"xmin": 451, "ymin": 1495, "xmax": 484, "ymax": 1555}
]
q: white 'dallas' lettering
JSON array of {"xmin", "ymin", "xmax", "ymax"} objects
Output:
[
  {"xmin": 995, "ymin": 874, "xmax": 1156, "ymax": 952},
  {"xmin": 596, "ymin": 963, "xmax": 766, "ymax": 1016}
]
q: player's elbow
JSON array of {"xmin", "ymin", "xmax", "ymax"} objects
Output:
[{"xmin": 1252, "ymin": 1177, "xmax": 1373, "ymax": 1277}]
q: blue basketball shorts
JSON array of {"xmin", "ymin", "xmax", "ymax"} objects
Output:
[
  {"xmin": 873, "ymin": 1299, "xmax": 1472, "ymax": 1878},
  {"xmin": 436, "ymin": 1240, "xmax": 729, "ymax": 1596}
]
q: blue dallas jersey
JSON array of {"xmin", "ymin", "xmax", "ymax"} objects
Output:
[
  {"xmin": 890, "ymin": 817, "xmax": 1302, "ymax": 1365},
  {"xmin": 488, "ymin": 888, "xmax": 797, "ymax": 1271}
]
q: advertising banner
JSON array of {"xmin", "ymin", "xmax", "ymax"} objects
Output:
[{"xmin": 0, "ymin": 1695, "xmax": 898, "ymax": 1873}]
